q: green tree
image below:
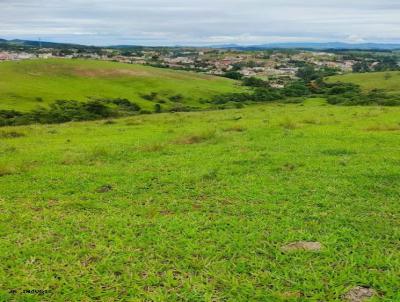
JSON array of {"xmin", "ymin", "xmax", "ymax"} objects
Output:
[
  {"xmin": 223, "ymin": 71, "xmax": 243, "ymax": 80},
  {"xmin": 296, "ymin": 66, "xmax": 319, "ymax": 83}
]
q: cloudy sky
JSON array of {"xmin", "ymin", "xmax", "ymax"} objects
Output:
[{"xmin": 1, "ymin": 0, "xmax": 400, "ymax": 46}]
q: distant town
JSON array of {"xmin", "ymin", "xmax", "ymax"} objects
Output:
[{"xmin": 1, "ymin": 39, "xmax": 399, "ymax": 88}]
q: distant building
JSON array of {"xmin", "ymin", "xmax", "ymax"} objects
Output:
[{"xmin": 0, "ymin": 52, "xmax": 11, "ymax": 60}]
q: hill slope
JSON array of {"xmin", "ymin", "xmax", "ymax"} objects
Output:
[
  {"xmin": 0, "ymin": 104, "xmax": 399, "ymax": 300},
  {"xmin": 0, "ymin": 59, "xmax": 244, "ymax": 111},
  {"xmin": 327, "ymin": 71, "xmax": 400, "ymax": 93}
]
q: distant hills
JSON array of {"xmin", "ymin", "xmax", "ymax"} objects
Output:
[
  {"xmin": 212, "ymin": 42, "xmax": 400, "ymax": 51},
  {"xmin": 0, "ymin": 39, "xmax": 95, "ymax": 49},
  {"xmin": 1, "ymin": 38, "xmax": 400, "ymax": 51}
]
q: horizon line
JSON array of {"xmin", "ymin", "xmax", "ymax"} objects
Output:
[{"xmin": 2, "ymin": 38, "xmax": 400, "ymax": 48}]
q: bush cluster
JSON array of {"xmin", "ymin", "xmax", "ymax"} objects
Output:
[
  {"xmin": 207, "ymin": 78, "xmax": 400, "ymax": 107},
  {"xmin": 208, "ymin": 80, "xmax": 311, "ymax": 105},
  {"xmin": 326, "ymin": 88, "xmax": 400, "ymax": 106},
  {"xmin": 0, "ymin": 98, "xmax": 141, "ymax": 126}
]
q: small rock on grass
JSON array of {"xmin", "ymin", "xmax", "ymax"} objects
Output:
[
  {"xmin": 281, "ymin": 241, "xmax": 323, "ymax": 252},
  {"xmin": 344, "ymin": 286, "xmax": 376, "ymax": 302}
]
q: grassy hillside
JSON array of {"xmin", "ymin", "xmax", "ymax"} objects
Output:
[
  {"xmin": 327, "ymin": 71, "xmax": 400, "ymax": 93},
  {"xmin": 1, "ymin": 103, "xmax": 399, "ymax": 301},
  {"xmin": 0, "ymin": 59, "xmax": 244, "ymax": 111}
]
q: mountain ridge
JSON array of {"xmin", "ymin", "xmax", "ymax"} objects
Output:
[{"xmin": 1, "ymin": 38, "xmax": 400, "ymax": 50}]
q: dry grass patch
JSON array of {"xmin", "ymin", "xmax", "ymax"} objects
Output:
[
  {"xmin": 125, "ymin": 119, "xmax": 144, "ymax": 126},
  {"xmin": 72, "ymin": 67, "xmax": 151, "ymax": 78},
  {"xmin": 276, "ymin": 291, "xmax": 302, "ymax": 299},
  {"xmin": 344, "ymin": 286, "xmax": 376, "ymax": 302},
  {"xmin": 223, "ymin": 125, "xmax": 247, "ymax": 132},
  {"xmin": 60, "ymin": 147, "xmax": 110, "ymax": 165},
  {"xmin": 280, "ymin": 118, "xmax": 300, "ymax": 130},
  {"xmin": 302, "ymin": 118, "xmax": 320, "ymax": 125},
  {"xmin": 0, "ymin": 131, "xmax": 25, "ymax": 138},
  {"xmin": 174, "ymin": 130, "xmax": 216, "ymax": 145},
  {"xmin": 364, "ymin": 124, "xmax": 400, "ymax": 132},
  {"xmin": 139, "ymin": 143, "xmax": 166, "ymax": 152},
  {"xmin": 0, "ymin": 164, "xmax": 18, "ymax": 177},
  {"xmin": 60, "ymin": 151, "xmax": 86, "ymax": 165}
]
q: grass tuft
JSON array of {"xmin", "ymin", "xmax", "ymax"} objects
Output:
[
  {"xmin": 0, "ymin": 164, "xmax": 17, "ymax": 177},
  {"xmin": 223, "ymin": 125, "xmax": 247, "ymax": 132},
  {"xmin": 322, "ymin": 149, "xmax": 356, "ymax": 156},
  {"xmin": 174, "ymin": 130, "xmax": 216, "ymax": 145},
  {"xmin": 302, "ymin": 118, "xmax": 320, "ymax": 125},
  {"xmin": 0, "ymin": 131, "xmax": 25, "ymax": 138},
  {"xmin": 364, "ymin": 124, "xmax": 400, "ymax": 132},
  {"xmin": 139, "ymin": 142, "xmax": 166, "ymax": 152},
  {"xmin": 280, "ymin": 118, "xmax": 299, "ymax": 130}
]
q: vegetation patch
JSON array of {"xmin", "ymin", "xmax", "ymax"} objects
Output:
[
  {"xmin": 96, "ymin": 184, "xmax": 113, "ymax": 193},
  {"xmin": 364, "ymin": 124, "xmax": 400, "ymax": 132},
  {"xmin": 0, "ymin": 98, "xmax": 141, "ymax": 126},
  {"xmin": 302, "ymin": 118, "xmax": 320, "ymax": 125},
  {"xmin": 174, "ymin": 130, "xmax": 216, "ymax": 145},
  {"xmin": 322, "ymin": 149, "xmax": 356, "ymax": 156},
  {"xmin": 0, "ymin": 91, "xmax": 399, "ymax": 301},
  {"xmin": 139, "ymin": 143, "xmax": 166, "ymax": 152},
  {"xmin": 223, "ymin": 125, "xmax": 247, "ymax": 132},
  {"xmin": 0, "ymin": 59, "xmax": 245, "ymax": 112},
  {"xmin": 0, "ymin": 164, "xmax": 17, "ymax": 177},
  {"xmin": 0, "ymin": 130, "xmax": 25, "ymax": 138},
  {"xmin": 280, "ymin": 118, "xmax": 299, "ymax": 130}
]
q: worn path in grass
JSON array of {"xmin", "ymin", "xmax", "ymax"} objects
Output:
[{"xmin": 0, "ymin": 103, "xmax": 399, "ymax": 301}]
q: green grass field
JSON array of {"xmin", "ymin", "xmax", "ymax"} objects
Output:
[
  {"xmin": 1, "ymin": 103, "xmax": 399, "ymax": 301},
  {"xmin": 327, "ymin": 71, "xmax": 400, "ymax": 93},
  {"xmin": 0, "ymin": 59, "xmax": 244, "ymax": 111}
]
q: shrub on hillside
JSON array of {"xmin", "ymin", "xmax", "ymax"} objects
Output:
[
  {"xmin": 242, "ymin": 77, "xmax": 269, "ymax": 88},
  {"xmin": 169, "ymin": 94, "xmax": 184, "ymax": 103},
  {"xmin": 141, "ymin": 92, "xmax": 158, "ymax": 101},
  {"xmin": 0, "ymin": 98, "xmax": 142, "ymax": 126},
  {"xmin": 154, "ymin": 103, "xmax": 162, "ymax": 113}
]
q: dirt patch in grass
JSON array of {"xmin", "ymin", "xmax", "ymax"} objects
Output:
[
  {"xmin": 281, "ymin": 241, "xmax": 323, "ymax": 252},
  {"xmin": 344, "ymin": 286, "xmax": 376, "ymax": 302},
  {"xmin": 73, "ymin": 67, "xmax": 151, "ymax": 78}
]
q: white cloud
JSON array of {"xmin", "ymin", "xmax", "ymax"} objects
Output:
[{"xmin": 1, "ymin": 0, "xmax": 400, "ymax": 45}]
